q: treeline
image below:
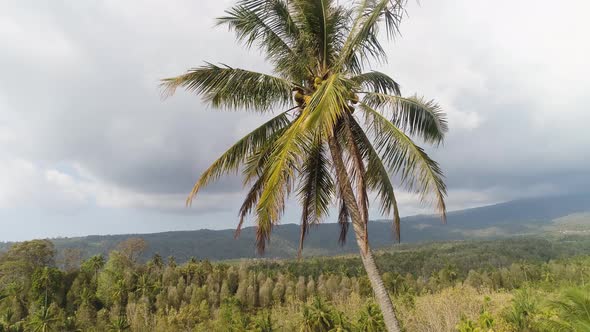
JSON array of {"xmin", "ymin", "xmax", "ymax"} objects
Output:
[
  {"xmin": 251, "ymin": 235, "xmax": 590, "ymax": 278},
  {"xmin": 0, "ymin": 237, "xmax": 589, "ymax": 331}
]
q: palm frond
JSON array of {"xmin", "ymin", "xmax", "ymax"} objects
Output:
[
  {"xmin": 382, "ymin": 0, "xmax": 407, "ymax": 39},
  {"xmin": 237, "ymin": 125, "xmax": 293, "ymax": 246},
  {"xmin": 550, "ymin": 289, "xmax": 590, "ymax": 330},
  {"xmin": 290, "ymin": 0, "xmax": 338, "ymax": 70},
  {"xmin": 161, "ymin": 63, "xmax": 294, "ymax": 111},
  {"xmin": 351, "ymin": 71, "xmax": 401, "ymax": 96},
  {"xmin": 337, "ymin": 0, "xmax": 407, "ymax": 73},
  {"xmin": 186, "ymin": 110, "xmax": 291, "ymax": 205},
  {"xmin": 218, "ymin": 0, "xmax": 310, "ymax": 81},
  {"xmin": 349, "ymin": 116, "xmax": 402, "ymax": 242},
  {"xmin": 304, "ymin": 74, "xmax": 351, "ymax": 136},
  {"xmin": 255, "ymin": 109, "xmax": 311, "ymax": 253},
  {"xmin": 360, "ymin": 103, "xmax": 447, "ymax": 221},
  {"xmin": 297, "ymin": 135, "xmax": 334, "ymax": 257},
  {"xmin": 363, "ymin": 93, "xmax": 448, "ymax": 144},
  {"xmin": 327, "ymin": 134, "xmax": 368, "ymax": 252},
  {"xmin": 538, "ymin": 288, "xmax": 590, "ymax": 331},
  {"xmin": 242, "ymin": 118, "xmax": 294, "ymax": 186},
  {"xmin": 218, "ymin": 0, "xmax": 295, "ymax": 49},
  {"xmin": 236, "ymin": 175, "xmax": 266, "ymax": 238}
]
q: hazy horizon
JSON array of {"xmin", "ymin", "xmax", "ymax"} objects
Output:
[
  {"xmin": 3, "ymin": 192, "xmax": 589, "ymax": 243},
  {"xmin": 1, "ymin": 197, "xmax": 508, "ymax": 242}
]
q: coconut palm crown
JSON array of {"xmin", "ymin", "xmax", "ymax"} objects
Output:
[{"xmin": 162, "ymin": 1, "xmax": 448, "ymax": 330}]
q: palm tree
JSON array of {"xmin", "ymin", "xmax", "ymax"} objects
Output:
[
  {"xmin": 300, "ymin": 297, "xmax": 335, "ymax": 331},
  {"xmin": 27, "ymin": 306, "xmax": 58, "ymax": 332},
  {"xmin": 108, "ymin": 316, "xmax": 131, "ymax": 332},
  {"xmin": 149, "ymin": 253, "xmax": 164, "ymax": 270},
  {"xmin": 87, "ymin": 255, "xmax": 105, "ymax": 285},
  {"xmin": 357, "ymin": 301, "xmax": 386, "ymax": 332},
  {"xmin": 34, "ymin": 267, "xmax": 53, "ymax": 308},
  {"xmin": 0, "ymin": 309, "xmax": 24, "ymax": 332},
  {"xmin": 134, "ymin": 273, "xmax": 152, "ymax": 298},
  {"xmin": 505, "ymin": 289, "xmax": 537, "ymax": 331},
  {"xmin": 330, "ymin": 310, "xmax": 353, "ymax": 332},
  {"xmin": 162, "ymin": 0, "xmax": 447, "ymax": 330},
  {"xmin": 539, "ymin": 288, "xmax": 590, "ymax": 331},
  {"xmin": 4, "ymin": 284, "xmax": 26, "ymax": 318},
  {"xmin": 250, "ymin": 310, "xmax": 276, "ymax": 332},
  {"xmin": 111, "ymin": 279, "xmax": 128, "ymax": 313}
]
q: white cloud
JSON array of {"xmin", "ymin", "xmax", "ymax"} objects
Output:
[
  {"xmin": 0, "ymin": 158, "xmax": 241, "ymax": 214},
  {"xmin": 0, "ymin": 11, "xmax": 78, "ymax": 64},
  {"xmin": 0, "ymin": 159, "xmax": 85, "ymax": 209}
]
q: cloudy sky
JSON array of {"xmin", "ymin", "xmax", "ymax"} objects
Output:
[{"xmin": 1, "ymin": 0, "xmax": 588, "ymax": 241}]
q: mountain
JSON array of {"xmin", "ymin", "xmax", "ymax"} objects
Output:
[{"xmin": 2, "ymin": 193, "xmax": 590, "ymax": 262}]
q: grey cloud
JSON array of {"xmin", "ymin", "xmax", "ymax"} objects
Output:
[
  {"xmin": 383, "ymin": 0, "xmax": 590, "ymax": 203},
  {"xmin": 0, "ymin": 0, "xmax": 589, "ymax": 239},
  {"xmin": 1, "ymin": 0, "xmax": 268, "ymax": 199}
]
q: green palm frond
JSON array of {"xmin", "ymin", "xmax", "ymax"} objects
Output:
[
  {"xmin": 217, "ymin": 0, "xmax": 310, "ymax": 80},
  {"xmin": 361, "ymin": 104, "xmax": 447, "ymax": 220},
  {"xmin": 236, "ymin": 114, "xmax": 298, "ymax": 238},
  {"xmin": 236, "ymin": 175, "xmax": 266, "ymax": 238},
  {"xmin": 218, "ymin": 0, "xmax": 295, "ymax": 52},
  {"xmin": 539, "ymin": 288, "xmax": 590, "ymax": 331},
  {"xmin": 290, "ymin": 0, "xmax": 338, "ymax": 70},
  {"xmin": 357, "ymin": 300, "xmax": 387, "ymax": 332},
  {"xmin": 337, "ymin": 0, "xmax": 407, "ymax": 73},
  {"xmin": 348, "ymin": 116, "xmax": 402, "ymax": 242},
  {"xmin": 242, "ymin": 118, "xmax": 294, "ymax": 186},
  {"xmin": 304, "ymin": 74, "xmax": 351, "ymax": 136},
  {"xmin": 351, "ymin": 71, "xmax": 401, "ymax": 96},
  {"xmin": 363, "ymin": 93, "xmax": 448, "ymax": 144},
  {"xmin": 187, "ymin": 110, "xmax": 291, "ymax": 205},
  {"xmin": 305, "ymin": 0, "xmax": 330, "ymax": 68},
  {"xmin": 327, "ymin": 134, "xmax": 367, "ymax": 245},
  {"xmin": 161, "ymin": 63, "xmax": 294, "ymax": 111},
  {"xmin": 255, "ymin": 110, "xmax": 311, "ymax": 252},
  {"xmin": 297, "ymin": 135, "xmax": 334, "ymax": 256}
]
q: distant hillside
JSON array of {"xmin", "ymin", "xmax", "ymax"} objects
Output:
[{"xmin": 2, "ymin": 193, "xmax": 589, "ymax": 262}]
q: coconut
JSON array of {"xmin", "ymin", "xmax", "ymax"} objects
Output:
[
  {"xmin": 313, "ymin": 77, "xmax": 323, "ymax": 89},
  {"xmin": 294, "ymin": 91, "xmax": 305, "ymax": 105}
]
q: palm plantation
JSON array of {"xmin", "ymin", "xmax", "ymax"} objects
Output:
[{"xmin": 162, "ymin": 0, "xmax": 448, "ymax": 330}]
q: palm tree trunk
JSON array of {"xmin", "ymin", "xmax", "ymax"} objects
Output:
[{"xmin": 328, "ymin": 136, "xmax": 401, "ymax": 332}]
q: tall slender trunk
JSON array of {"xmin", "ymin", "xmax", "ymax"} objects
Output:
[{"xmin": 328, "ymin": 136, "xmax": 401, "ymax": 332}]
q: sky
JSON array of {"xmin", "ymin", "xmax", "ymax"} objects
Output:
[{"xmin": 1, "ymin": 0, "xmax": 589, "ymax": 241}]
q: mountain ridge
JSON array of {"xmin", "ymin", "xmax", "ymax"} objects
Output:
[{"xmin": 1, "ymin": 193, "xmax": 589, "ymax": 262}]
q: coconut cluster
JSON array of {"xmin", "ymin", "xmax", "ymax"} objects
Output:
[{"xmin": 292, "ymin": 76, "xmax": 359, "ymax": 113}]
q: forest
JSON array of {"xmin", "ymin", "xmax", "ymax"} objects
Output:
[{"xmin": 1, "ymin": 235, "xmax": 589, "ymax": 331}]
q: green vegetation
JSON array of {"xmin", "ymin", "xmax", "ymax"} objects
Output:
[{"xmin": 1, "ymin": 236, "xmax": 589, "ymax": 331}]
